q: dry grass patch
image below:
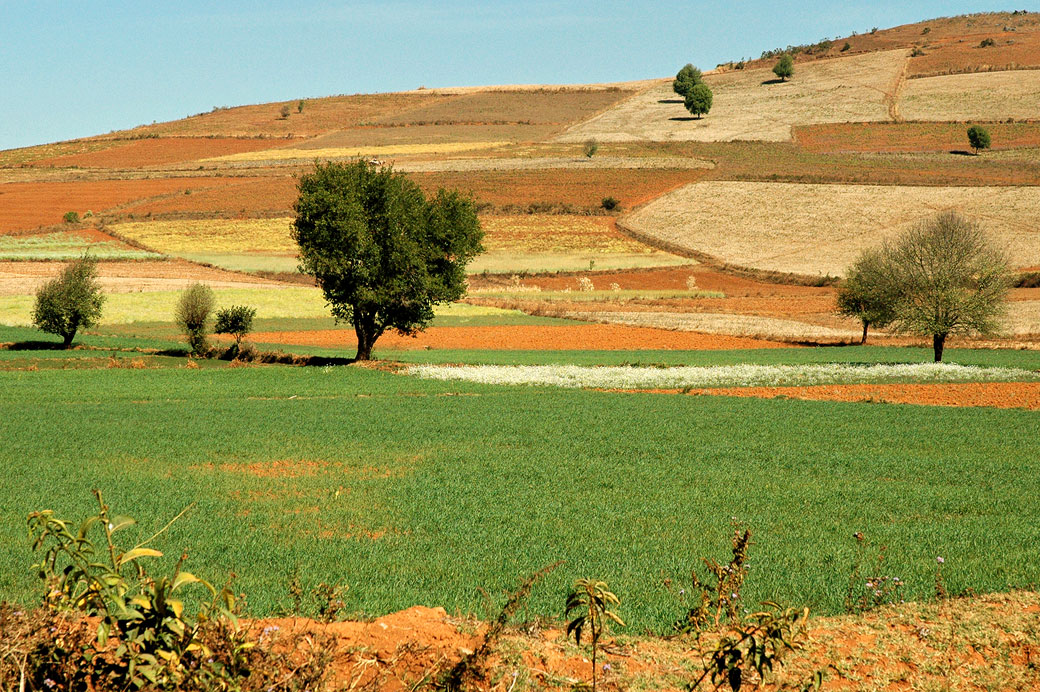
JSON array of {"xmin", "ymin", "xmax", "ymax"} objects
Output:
[
  {"xmin": 483, "ymin": 215, "xmax": 661, "ymax": 254},
  {"xmin": 557, "ymin": 50, "xmax": 905, "ymax": 143},
  {"xmin": 562, "ymin": 309, "xmax": 858, "ymax": 341},
  {"xmin": 899, "ymin": 70, "xmax": 1040, "ymax": 121},
  {"xmin": 622, "ymin": 181, "xmax": 1040, "ymax": 277},
  {"xmin": 111, "ymin": 218, "xmax": 296, "ymax": 255},
  {"xmin": 794, "ymin": 121, "xmax": 1040, "ymax": 153}
]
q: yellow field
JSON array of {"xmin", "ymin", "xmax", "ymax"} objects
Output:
[
  {"xmin": 202, "ymin": 141, "xmax": 510, "ymax": 163},
  {"xmin": 111, "ymin": 218, "xmax": 297, "ymax": 255},
  {"xmin": 622, "ymin": 181, "xmax": 1040, "ymax": 277},
  {"xmin": 900, "ymin": 70, "xmax": 1040, "ymax": 121},
  {"xmin": 556, "ymin": 50, "xmax": 906, "ymax": 143}
]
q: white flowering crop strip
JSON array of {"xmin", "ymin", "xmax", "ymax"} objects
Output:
[{"xmin": 407, "ymin": 363, "xmax": 1038, "ymax": 390}]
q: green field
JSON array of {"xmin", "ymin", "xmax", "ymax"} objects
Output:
[{"xmin": 1, "ymin": 333, "xmax": 1038, "ymax": 631}]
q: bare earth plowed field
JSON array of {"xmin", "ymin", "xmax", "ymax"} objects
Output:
[
  {"xmin": 908, "ymin": 31, "xmax": 1040, "ymax": 78},
  {"xmin": 622, "ymin": 181, "xmax": 1040, "ymax": 277},
  {"xmin": 900, "ymin": 70, "xmax": 1040, "ymax": 121},
  {"xmin": 0, "ymin": 177, "xmax": 238, "ymax": 233},
  {"xmin": 31, "ymin": 138, "xmax": 280, "ymax": 168},
  {"xmin": 119, "ymin": 177, "xmax": 297, "ymax": 216},
  {"xmin": 794, "ymin": 121, "xmax": 1040, "ymax": 153},
  {"xmin": 557, "ymin": 50, "xmax": 905, "ymax": 143},
  {"xmin": 247, "ymin": 324, "xmax": 790, "ymax": 350},
  {"xmin": 677, "ymin": 381, "xmax": 1040, "ymax": 410}
]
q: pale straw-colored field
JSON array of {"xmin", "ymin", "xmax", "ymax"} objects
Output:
[
  {"xmin": 900, "ymin": 70, "xmax": 1040, "ymax": 121},
  {"xmin": 556, "ymin": 50, "xmax": 906, "ymax": 143},
  {"xmin": 622, "ymin": 181, "xmax": 1040, "ymax": 277}
]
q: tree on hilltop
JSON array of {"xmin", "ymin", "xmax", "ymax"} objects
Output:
[
  {"xmin": 292, "ymin": 161, "xmax": 483, "ymax": 361},
  {"xmin": 773, "ymin": 54, "xmax": 794, "ymax": 81}
]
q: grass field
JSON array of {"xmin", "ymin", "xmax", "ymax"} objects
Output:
[
  {"xmin": 0, "ymin": 231, "xmax": 159, "ymax": 261},
  {"xmin": 900, "ymin": 70, "xmax": 1040, "ymax": 121},
  {"xmin": 1, "ymin": 356, "xmax": 1038, "ymax": 631},
  {"xmin": 623, "ymin": 180, "xmax": 1040, "ymax": 277},
  {"xmin": 557, "ymin": 50, "xmax": 904, "ymax": 143}
]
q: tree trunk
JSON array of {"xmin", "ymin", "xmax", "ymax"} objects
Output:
[
  {"xmin": 353, "ymin": 314, "xmax": 382, "ymax": 361},
  {"xmin": 861, "ymin": 321, "xmax": 869, "ymax": 345},
  {"xmin": 62, "ymin": 331, "xmax": 75, "ymax": 349},
  {"xmin": 932, "ymin": 333, "xmax": 946, "ymax": 363}
]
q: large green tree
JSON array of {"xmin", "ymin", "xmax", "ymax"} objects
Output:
[
  {"xmin": 292, "ymin": 161, "xmax": 483, "ymax": 361},
  {"xmin": 672, "ymin": 63, "xmax": 703, "ymax": 97},
  {"xmin": 836, "ymin": 248, "xmax": 899, "ymax": 344},
  {"xmin": 32, "ymin": 256, "xmax": 105, "ymax": 348},
  {"xmin": 773, "ymin": 54, "xmax": 794, "ymax": 81},
  {"xmin": 882, "ymin": 211, "xmax": 1011, "ymax": 362},
  {"xmin": 684, "ymin": 83, "xmax": 714, "ymax": 119}
]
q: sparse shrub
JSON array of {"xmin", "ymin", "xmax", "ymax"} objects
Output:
[
  {"xmin": 577, "ymin": 276, "xmax": 595, "ymax": 292},
  {"xmin": 175, "ymin": 282, "xmax": 215, "ymax": 356},
  {"xmin": 979, "ymin": 37, "xmax": 996, "ymax": 47},
  {"xmin": 297, "ymin": 99, "xmax": 305, "ymax": 113},
  {"xmin": 565, "ymin": 579, "xmax": 624, "ymax": 692},
  {"xmin": 601, "ymin": 196, "xmax": 620, "ymax": 210},
  {"xmin": 279, "ymin": 104, "xmax": 291, "ymax": 119},
  {"xmin": 870, "ymin": 27, "xmax": 878, "ymax": 34},
  {"xmin": 583, "ymin": 138, "xmax": 599, "ymax": 158},
  {"xmin": 215, "ymin": 305, "xmax": 256, "ymax": 353},
  {"xmin": 63, "ymin": 211, "xmax": 80, "ymax": 224},
  {"xmin": 967, "ymin": 124, "xmax": 991, "ymax": 154},
  {"xmin": 609, "ymin": 282, "xmax": 620, "ymax": 292},
  {"xmin": 844, "ymin": 532, "xmax": 904, "ymax": 613},
  {"xmin": 684, "ymin": 82, "xmax": 713, "ymax": 118},
  {"xmin": 668, "ymin": 527, "xmax": 751, "ymax": 632},
  {"xmin": 911, "ymin": 45, "xmax": 925, "ymax": 57},
  {"xmin": 841, "ymin": 41, "xmax": 851, "ymax": 52},
  {"xmin": 686, "ymin": 274, "xmax": 699, "ymax": 291},
  {"xmin": 922, "ymin": 26, "xmax": 931, "ymax": 34},
  {"xmin": 32, "ymin": 256, "xmax": 105, "ymax": 348},
  {"xmin": 773, "ymin": 54, "xmax": 794, "ymax": 81}
]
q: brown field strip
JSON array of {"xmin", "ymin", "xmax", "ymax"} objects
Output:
[
  {"xmin": 31, "ymin": 138, "xmax": 281, "ymax": 168},
  {"xmin": 794, "ymin": 121, "xmax": 1040, "ymax": 153},
  {"xmin": 119, "ymin": 177, "xmax": 297, "ymax": 216},
  {"xmin": 247, "ymin": 324, "xmax": 791, "ymax": 350},
  {"xmin": 0, "ymin": 177, "xmax": 239, "ymax": 233},
  {"xmin": 908, "ymin": 31, "xmax": 1040, "ymax": 78},
  {"xmin": 671, "ymin": 381, "xmax": 1040, "ymax": 410}
]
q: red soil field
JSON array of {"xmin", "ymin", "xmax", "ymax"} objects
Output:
[
  {"xmin": 677, "ymin": 381, "xmax": 1040, "ymax": 410},
  {"xmin": 247, "ymin": 324, "xmax": 792, "ymax": 351},
  {"xmin": 410, "ymin": 168, "xmax": 709, "ymax": 209},
  {"xmin": 118, "ymin": 176, "xmax": 297, "ymax": 216},
  {"xmin": 0, "ymin": 177, "xmax": 236, "ymax": 233},
  {"xmin": 793, "ymin": 121, "xmax": 1040, "ymax": 153},
  {"xmin": 32, "ymin": 138, "xmax": 280, "ymax": 168},
  {"xmin": 908, "ymin": 32, "xmax": 1040, "ymax": 78}
]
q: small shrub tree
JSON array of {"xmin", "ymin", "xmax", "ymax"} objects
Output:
[
  {"xmin": 214, "ymin": 305, "xmax": 256, "ymax": 350},
  {"xmin": 967, "ymin": 125, "xmax": 991, "ymax": 154},
  {"xmin": 175, "ymin": 283, "xmax": 215, "ymax": 356},
  {"xmin": 601, "ymin": 196, "xmax": 620, "ymax": 211},
  {"xmin": 979, "ymin": 37, "xmax": 996, "ymax": 47},
  {"xmin": 672, "ymin": 63, "xmax": 703, "ymax": 97},
  {"xmin": 583, "ymin": 138, "xmax": 599, "ymax": 158},
  {"xmin": 882, "ymin": 211, "xmax": 1011, "ymax": 362},
  {"xmin": 279, "ymin": 105, "xmax": 291, "ymax": 119},
  {"xmin": 63, "ymin": 211, "xmax": 80, "ymax": 224},
  {"xmin": 684, "ymin": 83, "xmax": 714, "ymax": 118},
  {"xmin": 32, "ymin": 256, "xmax": 105, "ymax": 348},
  {"xmin": 773, "ymin": 54, "xmax": 795, "ymax": 81},
  {"xmin": 297, "ymin": 99, "xmax": 305, "ymax": 113},
  {"xmin": 836, "ymin": 248, "xmax": 899, "ymax": 344}
]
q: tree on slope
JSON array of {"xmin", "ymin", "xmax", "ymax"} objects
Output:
[
  {"xmin": 672, "ymin": 63, "xmax": 703, "ymax": 97},
  {"xmin": 882, "ymin": 211, "xmax": 1010, "ymax": 362},
  {"xmin": 684, "ymin": 83, "xmax": 714, "ymax": 119},
  {"xmin": 773, "ymin": 54, "xmax": 794, "ymax": 81},
  {"xmin": 836, "ymin": 248, "xmax": 898, "ymax": 344},
  {"xmin": 32, "ymin": 256, "xmax": 105, "ymax": 348},
  {"xmin": 292, "ymin": 161, "xmax": 484, "ymax": 361}
]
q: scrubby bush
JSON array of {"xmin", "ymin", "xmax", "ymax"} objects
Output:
[
  {"xmin": 279, "ymin": 104, "xmax": 291, "ymax": 119},
  {"xmin": 215, "ymin": 305, "xmax": 256, "ymax": 352},
  {"xmin": 583, "ymin": 138, "xmax": 598, "ymax": 158},
  {"xmin": 911, "ymin": 45, "xmax": 926, "ymax": 57},
  {"xmin": 297, "ymin": 99, "xmax": 305, "ymax": 113},
  {"xmin": 979, "ymin": 37, "xmax": 996, "ymax": 47},
  {"xmin": 967, "ymin": 125, "xmax": 991, "ymax": 154},
  {"xmin": 63, "ymin": 211, "xmax": 80, "ymax": 224},
  {"xmin": 175, "ymin": 282, "xmax": 215, "ymax": 356},
  {"xmin": 773, "ymin": 54, "xmax": 794, "ymax": 81},
  {"xmin": 32, "ymin": 256, "xmax": 105, "ymax": 348},
  {"xmin": 601, "ymin": 196, "xmax": 620, "ymax": 211},
  {"xmin": 841, "ymin": 41, "xmax": 851, "ymax": 52}
]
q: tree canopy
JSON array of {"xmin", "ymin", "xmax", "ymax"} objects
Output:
[
  {"xmin": 672, "ymin": 63, "xmax": 703, "ymax": 97},
  {"xmin": 836, "ymin": 248, "xmax": 899, "ymax": 344},
  {"xmin": 967, "ymin": 125, "xmax": 991, "ymax": 155},
  {"xmin": 683, "ymin": 83, "xmax": 713, "ymax": 119},
  {"xmin": 292, "ymin": 160, "xmax": 483, "ymax": 361}
]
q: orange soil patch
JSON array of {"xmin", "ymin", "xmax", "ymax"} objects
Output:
[
  {"xmin": 118, "ymin": 176, "xmax": 297, "ymax": 216},
  {"xmin": 32, "ymin": 138, "xmax": 280, "ymax": 168},
  {"xmin": 0, "ymin": 177, "xmax": 237, "ymax": 233},
  {"xmin": 676, "ymin": 381, "xmax": 1040, "ymax": 410},
  {"xmin": 211, "ymin": 459, "xmax": 331, "ymax": 478},
  {"xmin": 908, "ymin": 31, "xmax": 1040, "ymax": 78},
  {"xmin": 247, "ymin": 324, "xmax": 791, "ymax": 351},
  {"xmin": 408, "ymin": 168, "xmax": 709, "ymax": 209},
  {"xmin": 794, "ymin": 121, "xmax": 1040, "ymax": 153}
]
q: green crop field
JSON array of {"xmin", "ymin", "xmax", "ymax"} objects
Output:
[{"xmin": 0, "ymin": 340, "xmax": 1037, "ymax": 632}]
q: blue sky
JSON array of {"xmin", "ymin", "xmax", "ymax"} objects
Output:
[{"xmin": 0, "ymin": 1, "xmax": 1022, "ymax": 150}]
